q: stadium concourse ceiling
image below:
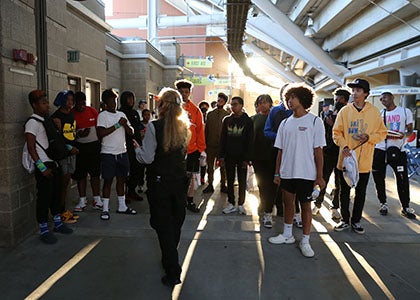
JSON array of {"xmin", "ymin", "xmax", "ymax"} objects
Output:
[{"xmin": 111, "ymin": 0, "xmax": 420, "ymax": 92}]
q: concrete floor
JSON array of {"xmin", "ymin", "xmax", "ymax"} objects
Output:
[{"xmin": 1, "ymin": 170, "xmax": 419, "ymax": 300}]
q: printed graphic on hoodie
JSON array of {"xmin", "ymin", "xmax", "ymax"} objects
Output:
[
  {"xmin": 348, "ymin": 119, "xmax": 368, "ymax": 135},
  {"xmin": 227, "ymin": 124, "xmax": 245, "ymax": 136}
]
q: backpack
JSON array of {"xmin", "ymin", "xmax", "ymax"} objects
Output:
[{"xmin": 23, "ymin": 116, "xmax": 68, "ymax": 169}]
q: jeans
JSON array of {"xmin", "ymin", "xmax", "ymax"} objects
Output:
[
  {"xmin": 315, "ymin": 152, "xmax": 340, "ymax": 209},
  {"xmin": 372, "ymin": 149, "xmax": 410, "ymax": 208},
  {"xmin": 35, "ymin": 162, "xmax": 63, "ymax": 223},
  {"xmin": 339, "ymin": 171, "xmax": 370, "ymax": 224},
  {"xmin": 225, "ymin": 157, "xmax": 247, "ymax": 205}
]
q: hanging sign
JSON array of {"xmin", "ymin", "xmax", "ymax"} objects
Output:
[{"xmin": 185, "ymin": 56, "xmax": 214, "ymax": 68}]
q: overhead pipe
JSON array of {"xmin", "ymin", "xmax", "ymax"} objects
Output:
[{"xmin": 107, "ymin": 14, "xmax": 226, "ymax": 30}]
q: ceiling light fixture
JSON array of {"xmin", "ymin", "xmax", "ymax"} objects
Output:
[{"xmin": 304, "ymin": 15, "xmax": 316, "ymax": 37}]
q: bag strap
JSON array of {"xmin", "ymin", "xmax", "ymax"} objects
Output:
[{"xmin": 24, "ymin": 116, "xmax": 49, "ymax": 153}]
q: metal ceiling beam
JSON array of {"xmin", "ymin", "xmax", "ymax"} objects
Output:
[
  {"xmin": 243, "ymin": 43, "xmax": 304, "ymax": 83},
  {"xmin": 250, "ymin": 0, "xmax": 347, "ymax": 84},
  {"xmin": 322, "ymin": 0, "xmax": 413, "ymax": 51}
]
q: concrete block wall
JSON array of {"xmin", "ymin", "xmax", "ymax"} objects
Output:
[{"xmin": 0, "ymin": 0, "xmax": 109, "ymax": 247}]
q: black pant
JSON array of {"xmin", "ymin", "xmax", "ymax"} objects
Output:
[
  {"xmin": 339, "ymin": 171, "xmax": 370, "ymax": 224},
  {"xmin": 126, "ymin": 148, "xmax": 142, "ymax": 194},
  {"xmin": 225, "ymin": 157, "xmax": 247, "ymax": 205},
  {"xmin": 147, "ymin": 177, "xmax": 186, "ymax": 280},
  {"xmin": 35, "ymin": 162, "xmax": 63, "ymax": 223},
  {"xmin": 315, "ymin": 153, "xmax": 340, "ymax": 209},
  {"xmin": 372, "ymin": 149, "xmax": 410, "ymax": 208},
  {"xmin": 253, "ymin": 160, "xmax": 277, "ymax": 213}
]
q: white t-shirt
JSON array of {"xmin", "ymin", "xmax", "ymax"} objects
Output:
[
  {"xmin": 375, "ymin": 106, "xmax": 413, "ymax": 151},
  {"xmin": 97, "ymin": 111, "xmax": 130, "ymax": 155},
  {"xmin": 24, "ymin": 114, "xmax": 52, "ymax": 162},
  {"xmin": 274, "ymin": 113, "xmax": 326, "ymax": 180}
]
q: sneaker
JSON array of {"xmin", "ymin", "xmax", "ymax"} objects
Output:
[
  {"xmin": 238, "ymin": 205, "xmax": 247, "ymax": 215},
  {"xmin": 379, "ymin": 203, "xmax": 388, "ymax": 215},
  {"xmin": 74, "ymin": 203, "xmax": 87, "ymax": 212},
  {"xmin": 186, "ymin": 202, "xmax": 200, "ymax": 213},
  {"xmin": 263, "ymin": 214, "xmax": 273, "ymax": 228},
  {"xmin": 220, "ymin": 185, "xmax": 228, "ymax": 194},
  {"xmin": 293, "ymin": 215, "xmax": 303, "ymax": 228},
  {"xmin": 351, "ymin": 222, "xmax": 365, "ymax": 234},
  {"xmin": 331, "ymin": 208, "xmax": 341, "ymax": 220},
  {"xmin": 161, "ymin": 275, "xmax": 181, "ymax": 287},
  {"xmin": 222, "ymin": 203, "xmax": 237, "ymax": 214},
  {"xmin": 202, "ymin": 185, "xmax": 214, "ymax": 194},
  {"xmin": 92, "ymin": 200, "xmax": 104, "ymax": 210},
  {"xmin": 334, "ymin": 221, "xmax": 350, "ymax": 232},
  {"xmin": 401, "ymin": 207, "xmax": 416, "ymax": 219},
  {"xmin": 40, "ymin": 232, "xmax": 57, "ymax": 244},
  {"xmin": 312, "ymin": 205, "xmax": 320, "ymax": 216},
  {"xmin": 53, "ymin": 224, "xmax": 73, "ymax": 234},
  {"xmin": 61, "ymin": 210, "xmax": 77, "ymax": 224},
  {"xmin": 299, "ymin": 242, "xmax": 314, "ymax": 257},
  {"xmin": 268, "ymin": 234, "xmax": 295, "ymax": 244}
]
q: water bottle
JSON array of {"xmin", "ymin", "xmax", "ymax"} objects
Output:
[{"xmin": 312, "ymin": 185, "xmax": 320, "ymax": 200}]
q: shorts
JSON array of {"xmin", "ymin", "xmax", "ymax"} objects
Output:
[
  {"xmin": 280, "ymin": 178, "xmax": 314, "ymax": 203},
  {"xmin": 58, "ymin": 155, "xmax": 76, "ymax": 174},
  {"xmin": 101, "ymin": 152, "xmax": 130, "ymax": 180},
  {"xmin": 72, "ymin": 141, "xmax": 101, "ymax": 180},
  {"xmin": 186, "ymin": 150, "xmax": 200, "ymax": 173}
]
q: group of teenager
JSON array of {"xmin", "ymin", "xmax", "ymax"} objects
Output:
[{"xmin": 25, "ymin": 77, "xmax": 416, "ymax": 286}]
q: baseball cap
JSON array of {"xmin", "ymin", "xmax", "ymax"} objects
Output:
[
  {"xmin": 322, "ymin": 102, "xmax": 330, "ymax": 107},
  {"xmin": 138, "ymin": 99, "xmax": 147, "ymax": 104},
  {"xmin": 347, "ymin": 78, "xmax": 370, "ymax": 93},
  {"xmin": 380, "ymin": 90, "xmax": 393, "ymax": 96}
]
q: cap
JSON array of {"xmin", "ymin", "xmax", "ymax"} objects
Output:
[
  {"xmin": 138, "ymin": 99, "xmax": 147, "ymax": 104},
  {"xmin": 347, "ymin": 78, "xmax": 370, "ymax": 93},
  {"xmin": 322, "ymin": 102, "xmax": 330, "ymax": 107}
]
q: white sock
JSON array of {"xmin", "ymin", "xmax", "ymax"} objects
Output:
[
  {"xmin": 93, "ymin": 195, "xmax": 102, "ymax": 204},
  {"xmin": 283, "ymin": 223, "xmax": 293, "ymax": 237},
  {"xmin": 79, "ymin": 196, "xmax": 87, "ymax": 206},
  {"xmin": 102, "ymin": 198, "xmax": 109, "ymax": 212},
  {"xmin": 118, "ymin": 195, "xmax": 128, "ymax": 212},
  {"xmin": 301, "ymin": 234, "xmax": 310, "ymax": 244}
]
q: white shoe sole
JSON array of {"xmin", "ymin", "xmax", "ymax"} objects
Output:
[{"xmin": 268, "ymin": 235, "xmax": 295, "ymax": 245}]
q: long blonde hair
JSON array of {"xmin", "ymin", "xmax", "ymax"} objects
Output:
[{"xmin": 157, "ymin": 88, "xmax": 190, "ymax": 152}]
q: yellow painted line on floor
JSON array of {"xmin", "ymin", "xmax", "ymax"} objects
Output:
[{"xmin": 25, "ymin": 239, "xmax": 102, "ymax": 300}]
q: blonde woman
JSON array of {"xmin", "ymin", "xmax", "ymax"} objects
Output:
[{"xmin": 134, "ymin": 88, "xmax": 190, "ymax": 287}]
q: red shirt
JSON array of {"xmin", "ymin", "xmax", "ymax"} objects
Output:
[{"xmin": 71, "ymin": 106, "xmax": 98, "ymax": 129}]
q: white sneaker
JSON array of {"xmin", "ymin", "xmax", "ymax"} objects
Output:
[
  {"xmin": 331, "ymin": 208, "xmax": 341, "ymax": 220},
  {"xmin": 268, "ymin": 234, "xmax": 295, "ymax": 244},
  {"xmin": 223, "ymin": 203, "xmax": 237, "ymax": 214},
  {"xmin": 299, "ymin": 242, "xmax": 315, "ymax": 257},
  {"xmin": 312, "ymin": 205, "xmax": 320, "ymax": 216},
  {"xmin": 238, "ymin": 205, "xmax": 247, "ymax": 215},
  {"xmin": 293, "ymin": 214, "xmax": 303, "ymax": 228},
  {"xmin": 263, "ymin": 213, "xmax": 273, "ymax": 228}
]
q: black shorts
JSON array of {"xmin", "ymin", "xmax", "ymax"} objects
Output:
[
  {"xmin": 72, "ymin": 141, "xmax": 101, "ymax": 180},
  {"xmin": 280, "ymin": 178, "xmax": 314, "ymax": 203},
  {"xmin": 100, "ymin": 152, "xmax": 130, "ymax": 180},
  {"xmin": 186, "ymin": 150, "xmax": 200, "ymax": 173}
]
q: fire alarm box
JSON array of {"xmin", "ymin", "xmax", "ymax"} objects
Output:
[{"xmin": 13, "ymin": 49, "xmax": 28, "ymax": 62}]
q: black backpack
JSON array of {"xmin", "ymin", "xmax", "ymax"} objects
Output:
[{"xmin": 26, "ymin": 116, "xmax": 68, "ymax": 161}]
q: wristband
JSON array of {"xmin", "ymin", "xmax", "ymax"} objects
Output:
[
  {"xmin": 114, "ymin": 123, "xmax": 121, "ymax": 129},
  {"xmin": 35, "ymin": 159, "xmax": 47, "ymax": 172},
  {"xmin": 274, "ymin": 173, "xmax": 280, "ymax": 177},
  {"xmin": 66, "ymin": 144, "xmax": 73, "ymax": 151}
]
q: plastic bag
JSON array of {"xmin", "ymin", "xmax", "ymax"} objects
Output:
[
  {"xmin": 343, "ymin": 150, "xmax": 359, "ymax": 188},
  {"xmin": 246, "ymin": 165, "xmax": 257, "ymax": 191},
  {"xmin": 22, "ymin": 142, "xmax": 35, "ymax": 174}
]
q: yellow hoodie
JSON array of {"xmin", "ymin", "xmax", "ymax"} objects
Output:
[{"xmin": 333, "ymin": 102, "xmax": 387, "ymax": 173}]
